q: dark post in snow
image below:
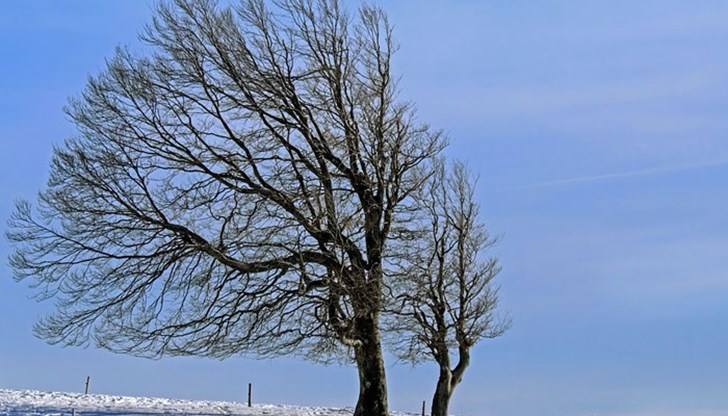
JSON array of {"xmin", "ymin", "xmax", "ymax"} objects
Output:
[
  {"xmin": 84, "ymin": 376, "xmax": 90, "ymax": 395},
  {"xmin": 421, "ymin": 400, "xmax": 426, "ymax": 416},
  {"xmin": 247, "ymin": 383, "xmax": 252, "ymax": 407}
]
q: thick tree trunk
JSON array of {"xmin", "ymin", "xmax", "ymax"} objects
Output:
[
  {"xmin": 353, "ymin": 314, "xmax": 389, "ymax": 416},
  {"xmin": 431, "ymin": 347, "xmax": 470, "ymax": 416},
  {"xmin": 431, "ymin": 369, "xmax": 452, "ymax": 416}
]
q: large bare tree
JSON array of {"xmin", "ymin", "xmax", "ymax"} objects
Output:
[
  {"xmin": 6, "ymin": 1, "xmax": 444, "ymax": 414},
  {"xmin": 386, "ymin": 162, "xmax": 509, "ymax": 416}
]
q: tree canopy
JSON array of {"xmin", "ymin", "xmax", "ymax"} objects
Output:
[{"xmin": 7, "ymin": 1, "xmax": 505, "ymax": 415}]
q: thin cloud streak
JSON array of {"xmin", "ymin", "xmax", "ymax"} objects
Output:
[{"xmin": 527, "ymin": 159, "xmax": 728, "ymax": 189}]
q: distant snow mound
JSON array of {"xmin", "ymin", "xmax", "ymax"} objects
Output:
[{"xmin": 0, "ymin": 389, "xmax": 414, "ymax": 416}]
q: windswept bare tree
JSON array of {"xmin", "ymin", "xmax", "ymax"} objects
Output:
[
  {"xmin": 386, "ymin": 162, "xmax": 509, "ymax": 416},
  {"xmin": 6, "ymin": 1, "xmax": 444, "ymax": 414}
]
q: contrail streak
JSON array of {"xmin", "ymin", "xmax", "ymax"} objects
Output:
[{"xmin": 527, "ymin": 159, "xmax": 728, "ymax": 188}]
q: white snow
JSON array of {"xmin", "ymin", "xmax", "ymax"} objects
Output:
[{"xmin": 0, "ymin": 389, "xmax": 415, "ymax": 416}]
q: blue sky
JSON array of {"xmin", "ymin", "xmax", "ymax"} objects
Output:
[{"xmin": 2, "ymin": 1, "xmax": 728, "ymax": 415}]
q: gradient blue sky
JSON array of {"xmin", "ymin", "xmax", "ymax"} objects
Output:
[{"xmin": 2, "ymin": 1, "xmax": 728, "ymax": 415}]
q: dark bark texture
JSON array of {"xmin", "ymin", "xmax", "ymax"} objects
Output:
[
  {"xmin": 354, "ymin": 313, "xmax": 388, "ymax": 416},
  {"xmin": 432, "ymin": 370, "xmax": 452, "ymax": 416},
  {"xmin": 431, "ymin": 346, "xmax": 470, "ymax": 416}
]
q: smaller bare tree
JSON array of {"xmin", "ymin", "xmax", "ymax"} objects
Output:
[{"xmin": 387, "ymin": 161, "xmax": 510, "ymax": 416}]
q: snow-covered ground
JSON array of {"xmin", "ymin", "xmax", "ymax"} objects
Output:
[{"xmin": 0, "ymin": 389, "xmax": 415, "ymax": 416}]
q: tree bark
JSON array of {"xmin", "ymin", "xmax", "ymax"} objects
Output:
[
  {"xmin": 431, "ymin": 347, "xmax": 470, "ymax": 416},
  {"xmin": 431, "ymin": 369, "xmax": 452, "ymax": 416},
  {"xmin": 353, "ymin": 313, "xmax": 389, "ymax": 416}
]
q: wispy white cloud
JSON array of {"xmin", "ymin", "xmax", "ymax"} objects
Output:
[
  {"xmin": 526, "ymin": 159, "xmax": 728, "ymax": 188},
  {"xmin": 540, "ymin": 8, "xmax": 728, "ymax": 43},
  {"xmin": 420, "ymin": 70, "xmax": 722, "ymax": 123}
]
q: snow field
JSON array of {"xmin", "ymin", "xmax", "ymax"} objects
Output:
[{"xmin": 0, "ymin": 389, "xmax": 416, "ymax": 416}]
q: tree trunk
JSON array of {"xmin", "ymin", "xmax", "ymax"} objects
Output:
[
  {"xmin": 431, "ymin": 346, "xmax": 470, "ymax": 416},
  {"xmin": 431, "ymin": 369, "xmax": 452, "ymax": 416},
  {"xmin": 353, "ymin": 313, "xmax": 389, "ymax": 416}
]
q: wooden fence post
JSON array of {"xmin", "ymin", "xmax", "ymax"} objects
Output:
[
  {"xmin": 247, "ymin": 383, "xmax": 252, "ymax": 407},
  {"xmin": 84, "ymin": 376, "xmax": 91, "ymax": 395}
]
